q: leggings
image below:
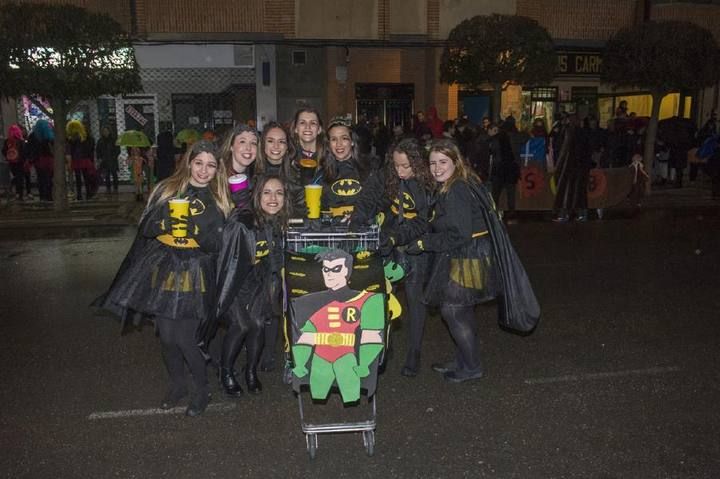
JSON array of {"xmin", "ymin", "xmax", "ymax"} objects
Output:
[
  {"xmin": 156, "ymin": 317, "xmax": 207, "ymax": 392},
  {"xmin": 261, "ymin": 314, "xmax": 281, "ymax": 367},
  {"xmin": 221, "ymin": 306, "xmax": 265, "ymax": 372},
  {"xmin": 74, "ymin": 169, "xmax": 91, "ymax": 199},
  {"xmin": 405, "ymin": 278, "xmax": 427, "ymax": 355},
  {"xmin": 440, "ymin": 303, "xmax": 485, "ymax": 372}
]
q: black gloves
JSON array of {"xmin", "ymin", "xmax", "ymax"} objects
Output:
[
  {"xmin": 379, "ymin": 235, "xmax": 395, "ymax": 257},
  {"xmin": 404, "ymin": 239, "xmax": 425, "ymax": 255}
]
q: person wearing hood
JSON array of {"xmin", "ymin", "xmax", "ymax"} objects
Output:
[{"xmin": 426, "ymin": 107, "xmax": 444, "ymax": 139}]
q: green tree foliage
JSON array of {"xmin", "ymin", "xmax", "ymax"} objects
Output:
[
  {"xmin": 603, "ymin": 21, "xmax": 720, "ymax": 184},
  {"xmin": 0, "ymin": 1, "xmax": 141, "ymax": 210},
  {"xmin": 439, "ymin": 14, "xmax": 556, "ymax": 121}
]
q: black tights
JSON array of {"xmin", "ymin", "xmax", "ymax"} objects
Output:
[
  {"xmin": 74, "ymin": 169, "xmax": 91, "ymax": 199},
  {"xmin": 440, "ymin": 303, "xmax": 482, "ymax": 372},
  {"xmin": 156, "ymin": 317, "xmax": 207, "ymax": 393},
  {"xmin": 221, "ymin": 308, "xmax": 264, "ymax": 373},
  {"xmin": 261, "ymin": 315, "xmax": 281, "ymax": 367},
  {"xmin": 405, "ymin": 280, "xmax": 427, "ymax": 355}
]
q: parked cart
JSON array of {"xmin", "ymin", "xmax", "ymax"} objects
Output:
[{"xmin": 284, "ymin": 224, "xmax": 386, "ymax": 459}]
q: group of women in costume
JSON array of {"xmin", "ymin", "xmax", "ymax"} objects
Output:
[{"xmin": 97, "ymin": 106, "xmax": 537, "ymax": 416}]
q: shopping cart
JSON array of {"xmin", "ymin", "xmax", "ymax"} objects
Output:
[{"xmin": 284, "ymin": 224, "xmax": 386, "ymax": 459}]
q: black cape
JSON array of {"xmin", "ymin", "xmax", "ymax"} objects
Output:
[
  {"xmin": 214, "ymin": 209, "xmax": 257, "ymax": 320},
  {"xmin": 470, "ymin": 182, "xmax": 541, "ymax": 333}
]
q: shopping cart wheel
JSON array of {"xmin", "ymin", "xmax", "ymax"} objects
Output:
[
  {"xmin": 306, "ymin": 433, "xmax": 318, "ymax": 460},
  {"xmin": 362, "ymin": 430, "xmax": 375, "ymax": 457}
]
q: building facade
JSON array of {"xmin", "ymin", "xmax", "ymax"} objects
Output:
[{"xmin": 3, "ymin": 0, "xmax": 720, "ymax": 142}]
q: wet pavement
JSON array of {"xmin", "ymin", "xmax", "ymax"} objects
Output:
[{"xmin": 0, "ymin": 198, "xmax": 719, "ymax": 478}]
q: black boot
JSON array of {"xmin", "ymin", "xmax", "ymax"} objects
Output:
[
  {"xmin": 400, "ymin": 349, "xmax": 421, "ymax": 377},
  {"xmin": 219, "ymin": 367, "xmax": 243, "ymax": 397},
  {"xmin": 160, "ymin": 385, "xmax": 188, "ymax": 410},
  {"xmin": 185, "ymin": 387, "xmax": 211, "ymax": 417},
  {"xmin": 245, "ymin": 367, "xmax": 262, "ymax": 394}
]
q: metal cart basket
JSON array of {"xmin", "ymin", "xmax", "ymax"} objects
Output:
[{"xmin": 284, "ymin": 224, "xmax": 385, "ymax": 459}]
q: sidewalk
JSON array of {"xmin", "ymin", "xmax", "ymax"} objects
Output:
[{"xmin": 0, "ymin": 185, "xmax": 145, "ymax": 231}]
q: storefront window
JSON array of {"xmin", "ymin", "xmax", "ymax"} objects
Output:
[
  {"xmin": 520, "ymin": 87, "xmax": 557, "ymax": 132},
  {"xmin": 599, "ymin": 92, "xmax": 693, "ymax": 127}
]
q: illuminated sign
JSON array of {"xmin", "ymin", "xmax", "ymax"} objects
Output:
[{"xmin": 556, "ymin": 52, "xmax": 603, "ymax": 76}]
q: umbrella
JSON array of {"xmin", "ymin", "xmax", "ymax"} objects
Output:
[
  {"xmin": 175, "ymin": 128, "xmax": 200, "ymax": 146},
  {"xmin": 116, "ymin": 130, "xmax": 151, "ymax": 147}
]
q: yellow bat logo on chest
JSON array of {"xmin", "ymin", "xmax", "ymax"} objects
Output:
[
  {"xmin": 390, "ymin": 191, "xmax": 418, "ymax": 219},
  {"xmin": 331, "ymin": 178, "xmax": 362, "ymax": 197}
]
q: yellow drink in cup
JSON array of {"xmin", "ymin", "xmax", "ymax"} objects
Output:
[
  {"xmin": 168, "ymin": 198, "xmax": 190, "ymax": 237},
  {"xmin": 304, "ymin": 184, "xmax": 322, "ymax": 219}
]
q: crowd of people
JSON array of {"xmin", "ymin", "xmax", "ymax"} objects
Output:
[{"xmin": 92, "ymin": 105, "xmax": 539, "ymax": 416}]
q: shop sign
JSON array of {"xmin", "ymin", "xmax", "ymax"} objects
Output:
[
  {"xmin": 125, "ymin": 105, "xmax": 147, "ymax": 126},
  {"xmin": 557, "ymin": 52, "xmax": 603, "ymax": 76}
]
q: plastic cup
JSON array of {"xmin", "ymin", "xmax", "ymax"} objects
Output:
[
  {"xmin": 228, "ymin": 174, "xmax": 249, "ymax": 193},
  {"xmin": 168, "ymin": 198, "xmax": 190, "ymax": 237},
  {"xmin": 304, "ymin": 184, "xmax": 322, "ymax": 219}
]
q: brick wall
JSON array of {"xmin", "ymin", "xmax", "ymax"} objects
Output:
[
  {"xmin": 378, "ymin": 0, "xmax": 388, "ymax": 39},
  {"xmin": 264, "ymin": 0, "xmax": 295, "ymax": 37},
  {"xmin": 141, "ymin": 0, "xmax": 264, "ymax": 33},
  {"xmin": 427, "ymin": 0, "xmax": 439, "ymax": 39},
  {"xmin": 517, "ymin": 0, "xmax": 637, "ymax": 41},
  {"xmin": 651, "ymin": 4, "xmax": 720, "ymax": 44}
]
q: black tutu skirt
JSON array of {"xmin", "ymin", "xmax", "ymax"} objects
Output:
[
  {"xmin": 423, "ymin": 236, "xmax": 501, "ymax": 307},
  {"xmin": 95, "ymin": 238, "xmax": 217, "ymax": 323}
]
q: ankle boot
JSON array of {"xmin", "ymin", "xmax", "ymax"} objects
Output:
[
  {"xmin": 160, "ymin": 385, "xmax": 188, "ymax": 410},
  {"xmin": 245, "ymin": 367, "xmax": 262, "ymax": 394},
  {"xmin": 219, "ymin": 367, "xmax": 243, "ymax": 397},
  {"xmin": 185, "ymin": 388, "xmax": 211, "ymax": 417}
]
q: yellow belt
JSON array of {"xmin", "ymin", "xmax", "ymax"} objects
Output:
[
  {"xmin": 315, "ymin": 332, "xmax": 356, "ymax": 347},
  {"xmin": 157, "ymin": 234, "xmax": 200, "ymax": 249},
  {"xmin": 329, "ymin": 205, "xmax": 354, "ymax": 217},
  {"xmin": 472, "ymin": 230, "xmax": 489, "ymax": 238}
]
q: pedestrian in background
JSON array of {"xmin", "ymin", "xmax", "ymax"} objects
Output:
[
  {"xmin": 2, "ymin": 124, "xmax": 27, "ymax": 200},
  {"xmin": 65, "ymin": 120, "xmax": 96, "ymax": 201},
  {"xmin": 553, "ymin": 114, "xmax": 591, "ymax": 222},
  {"xmin": 488, "ymin": 123, "xmax": 520, "ymax": 222},
  {"xmin": 96, "ymin": 125, "xmax": 120, "ymax": 194},
  {"xmin": 128, "ymin": 146, "xmax": 148, "ymax": 202},
  {"xmin": 26, "ymin": 120, "xmax": 54, "ymax": 201},
  {"xmin": 155, "ymin": 129, "xmax": 178, "ymax": 182}
]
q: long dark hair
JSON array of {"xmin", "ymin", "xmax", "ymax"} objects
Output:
[
  {"xmin": 256, "ymin": 121, "xmax": 296, "ymax": 179},
  {"xmin": 252, "ymin": 174, "xmax": 290, "ymax": 231},
  {"xmin": 291, "ymin": 106, "xmax": 325, "ymax": 160},
  {"xmin": 322, "ymin": 122, "xmax": 370, "ymax": 183},
  {"xmin": 385, "ymin": 138, "xmax": 435, "ymax": 199}
]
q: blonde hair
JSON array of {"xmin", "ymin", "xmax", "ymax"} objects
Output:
[
  {"xmin": 148, "ymin": 140, "xmax": 233, "ymax": 218},
  {"xmin": 428, "ymin": 139, "xmax": 481, "ymax": 194}
]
